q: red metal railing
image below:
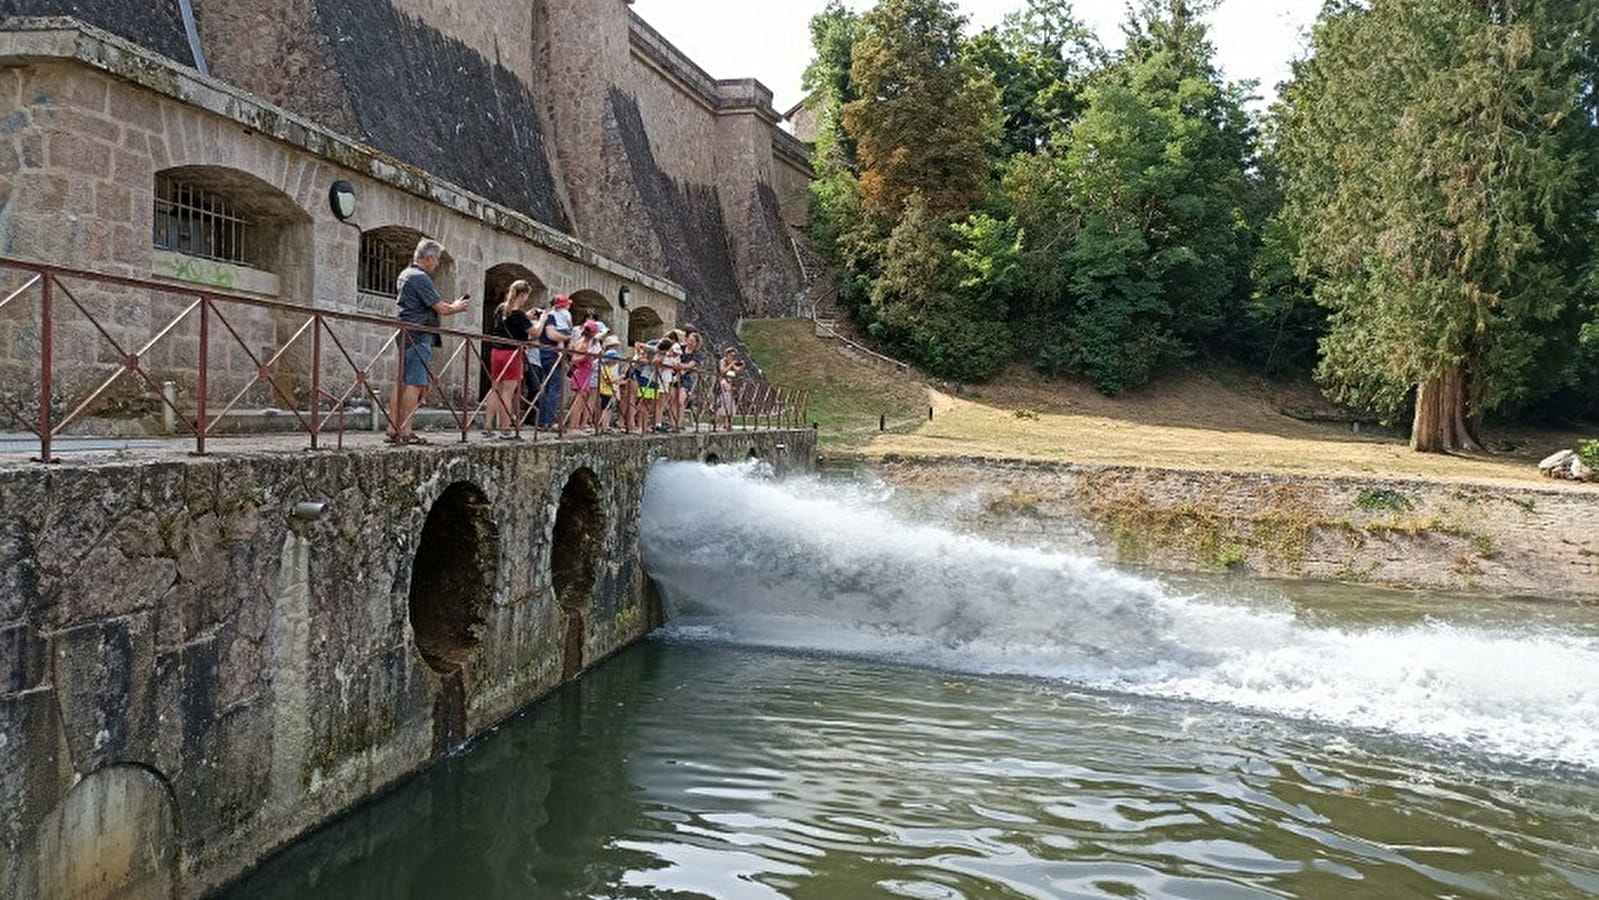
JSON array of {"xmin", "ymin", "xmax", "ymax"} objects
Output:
[{"xmin": 0, "ymin": 257, "xmax": 810, "ymax": 462}]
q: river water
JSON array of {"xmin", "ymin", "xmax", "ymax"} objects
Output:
[{"xmin": 227, "ymin": 463, "xmax": 1599, "ymax": 899}]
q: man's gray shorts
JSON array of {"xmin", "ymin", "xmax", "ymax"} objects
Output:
[{"xmin": 402, "ymin": 340, "xmax": 433, "ymax": 387}]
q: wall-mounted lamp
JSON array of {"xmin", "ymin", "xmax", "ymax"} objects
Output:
[
  {"xmin": 618, "ymin": 284, "xmax": 631, "ymax": 310},
  {"xmin": 328, "ymin": 180, "xmax": 358, "ymax": 223}
]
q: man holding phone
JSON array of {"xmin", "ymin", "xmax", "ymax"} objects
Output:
[{"xmin": 389, "ymin": 238, "xmax": 470, "ymax": 444}]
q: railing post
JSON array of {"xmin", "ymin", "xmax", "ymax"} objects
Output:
[
  {"xmin": 394, "ymin": 332, "xmax": 405, "ymax": 439},
  {"xmin": 35, "ymin": 273, "xmax": 53, "ymax": 463},
  {"xmin": 309, "ymin": 314, "xmax": 322, "ymax": 451},
  {"xmin": 460, "ymin": 333, "xmax": 471, "ymax": 444},
  {"xmin": 194, "ymin": 297, "xmax": 208, "ymax": 456},
  {"xmin": 555, "ymin": 350, "xmax": 566, "ymax": 439}
]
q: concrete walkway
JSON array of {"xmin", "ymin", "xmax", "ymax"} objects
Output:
[{"xmin": 0, "ymin": 423, "xmax": 767, "ymax": 469}]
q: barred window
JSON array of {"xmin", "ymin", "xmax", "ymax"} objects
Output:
[
  {"xmin": 358, "ymin": 229, "xmax": 419, "ymax": 295},
  {"xmin": 152, "ymin": 175, "xmax": 260, "ymax": 267}
]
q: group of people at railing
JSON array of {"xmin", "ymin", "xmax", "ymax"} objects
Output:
[{"xmin": 388, "ymin": 238, "xmax": 746, "ymax": 445}]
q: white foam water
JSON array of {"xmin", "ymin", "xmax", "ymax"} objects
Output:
[{"xmin": 640, "ymin": 462, "xmax": 1599, "ymax": 771}]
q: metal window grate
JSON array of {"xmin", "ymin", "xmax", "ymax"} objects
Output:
[
  {"xmin": 358, "ymin": 232, "xmax": 414, "ymax": 295},
  {"xmin": 152, "ymin": 175, "xmax": 258, "ymax": 266}
]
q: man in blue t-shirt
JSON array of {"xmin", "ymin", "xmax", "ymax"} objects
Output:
[
  {"xmin": 389, "ymin": 238, "xmax": 469, "ymax": 444},
  {"xmin": 531, "ymin": 293, "xmax": 573, "ymax": 427}
]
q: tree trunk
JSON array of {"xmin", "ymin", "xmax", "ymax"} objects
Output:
[{"xmin": 1411, "ymin": 365, "xmax": 1483, "ymax": 453}]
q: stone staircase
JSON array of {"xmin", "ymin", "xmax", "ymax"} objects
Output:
[{"xmin": 786, "ymin": 229, "xmax": 914, "ymax": 374}]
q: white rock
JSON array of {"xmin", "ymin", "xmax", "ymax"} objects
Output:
[
  {"xmin": 1538, "ymin": 449, "xmax": 1576, "ymax": 471},
  {"xmin": 1573, "ymin": 458, "xmax": 1595, "ymax": 482}
]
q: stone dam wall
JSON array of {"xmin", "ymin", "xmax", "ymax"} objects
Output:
[
  {"xmin": 0, "ymin": 430, "xmax": 815, "ymax": 899},
  {"xmin": 0, "ymin": 20, "xmax": 690, "ymax": 422},
  {"xmin": 1, "ymin": 0, "xmax": 814, "ymax": 353},
  {"xmin": 872, "ymin": 457, "xmax": 1599, "ymax": 603}
]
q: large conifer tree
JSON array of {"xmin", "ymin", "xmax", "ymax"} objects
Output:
[{"xmin": 1277, "ymin": 0, "xmax": 1599, "ymax": 451}]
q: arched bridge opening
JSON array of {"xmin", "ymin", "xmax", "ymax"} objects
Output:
[
  {"xmin": 408, "ymin": 481, "xmax": 499, "ymax": 754},
  {"xmin": 551, "ymin": 467, "xmax": 604, "ymax": 679}
]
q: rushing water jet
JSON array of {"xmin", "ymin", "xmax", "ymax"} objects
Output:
[
  {"xmin": 220, "ymin": 461, "xmax": 1599, "ymax": 900},
  {"xmin": 640, "ymin": 461, "xmax": 1599, "ymax": 770}
]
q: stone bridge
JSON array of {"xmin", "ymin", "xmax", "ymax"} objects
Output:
[{"xmin": 0, "ymin": 429, "xmax": 815, "ymax": 898}]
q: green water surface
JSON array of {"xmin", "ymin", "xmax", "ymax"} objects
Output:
[{"xmin": 226, "ymin": 587, "xmax": 1599, "ymax": 900}]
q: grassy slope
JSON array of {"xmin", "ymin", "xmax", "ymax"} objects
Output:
[
  {"xmin": 743, "ymin": 319, "xmax": 1599, "ymax": 489},
  {"xmin": 741, "ymin": 320, "xmax": 930, "ymax": 448}
]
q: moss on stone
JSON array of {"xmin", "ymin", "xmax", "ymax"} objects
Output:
[{"xmin": 1080, "ymin": 482, "xmax": 1332, "ymax": 572}]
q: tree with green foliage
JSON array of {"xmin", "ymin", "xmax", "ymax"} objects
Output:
[
  {"xmin": 804, "ymin": 2, "xmax": 867, "ymax": 272},
  {"xmin": 1276, "ymin": 0, "xmax": 1599, "ymax": 452},
  {"xmin": 1233, "ymin": 149, "xmax": 1324, "ymax": 377},
  {"xmin": 1239, "ymin": 217, "xmax": 1324, "ymax": 377},
  {"xmin": 869, "ymin": 195, "xmax": 1015, "ymax": 381},
  {"xmin": 964, "ymin": 0, "xmax": 1099, "ymax": 159},
  {"xmin": 1003, "ymin": 0, "xmax": 1256, "ymax": 393},
  {"xmin": 843, "ymin": 0, "xmax": 1001, "ymax": 218},
  {"xmin": 802, "ymin": 1, "xmax": 864, "ymax": 155}
]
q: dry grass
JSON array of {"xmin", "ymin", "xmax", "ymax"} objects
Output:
[
  {"xmin": 742, "ymin": 319, "xmax": 931, "ymax": 448},
  {"xmin": 746, "ymin": 319, "xmax": 1599, "ymax": 491}
]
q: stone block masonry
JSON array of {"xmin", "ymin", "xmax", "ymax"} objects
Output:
[
  {"xmin": 0, "ymin": 19, "xmax": 686, "ymax": 423},
  {"xmin": 19, "ymin": 0, "xmax": 815, "ymax": 345},
  {"xmin": 0, "ymin": 429, "xmax": 816, "ymax": 898},
  {"xmin": 874, "ymin": 457, "xmax": 1599, "ymax": 602}
]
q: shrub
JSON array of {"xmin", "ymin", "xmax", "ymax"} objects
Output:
[
  {"xmin": 1580, "ymin": 439, "xmax": 1599, "ymax": 469},
  {"xmin": 1355, "ymin": 488, "xmax": 1413, "ymax": 512}
]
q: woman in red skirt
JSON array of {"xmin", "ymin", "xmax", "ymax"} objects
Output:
[{"xmin": 485, "ymin": 280, "xmax": 534, "ymax": 438}]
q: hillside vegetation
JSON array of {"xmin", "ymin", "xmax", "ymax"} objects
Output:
[
  {"xmin": 745, "ymin": 319, "xmax": 1598, "ymax": 488},
  {"xmin": 801, "ymin": 0, "xmax": 1599, "ymax": 455}
]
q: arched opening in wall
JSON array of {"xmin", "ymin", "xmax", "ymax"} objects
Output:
[
  {"xmin": 702, "ymin": 452, "xmax": 721, "ymax": 465},
  {"xmin": 479, "ymin": 263, "xmax": 544, "ymax": 400},
  {"xmin": 409, "ymin": 481, "xmax": 498, "ymax": 755},
  {"xmin": 551, "ymin": 467, "xmax": 604, "ymax": 680},
  {"xmin": 627, "ymin": 306, "xmax": 665, "ymax": 345},
  {"xmin": 153, "ymin": 166, "xmax": 309, "ymax": 280},
  {"xmin": 28, "ymin": 764, "xmax": 179, "ymax": 900},
  {"xmin": 357, "ymin": 225, "xmax": 457, "ymax": 305},
  {"xmin": 407, "ymin": 482, "xmax": 498, "ymax": 674},
  {"xmin": 748, "ymin": 448, "xmax": 761, "ymax": 460},
  {"xmin": 148, "ymin": 165, "xmax": 313, "ymax": 410},
  {"xmin": 569, "ymin": 289, "xmax": 613, "ymax": 329}
]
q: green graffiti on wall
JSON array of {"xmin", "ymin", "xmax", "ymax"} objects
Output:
[{"xmin": 166, "ymin": 255, "xmax": 237, "ymax": 289}]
